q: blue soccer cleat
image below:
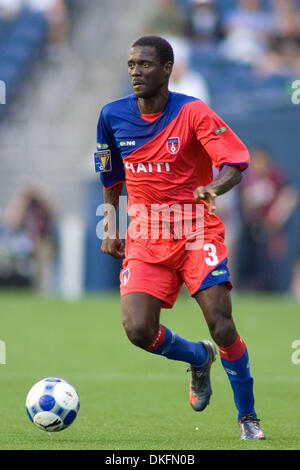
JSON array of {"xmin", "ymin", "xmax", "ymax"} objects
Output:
[{"xmin": 239, "ymin": 414, "xmax": 266, "ymax": 440}]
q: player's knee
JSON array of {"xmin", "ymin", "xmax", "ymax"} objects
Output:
[
  {"xmin": 207, "ymin": 307, "xmax": 236, "ymax": 346},
  {"xmin": 122, "ymin": 319, "xmax": 155, "ymax": 349},
  {"xmin": 211, "ymin": 319, "xmax": 236, "ymax": 346}
]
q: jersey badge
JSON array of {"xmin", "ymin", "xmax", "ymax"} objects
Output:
[
  {"xmin": 94, "ymin": 150, "xmax": 112, "ymax": 173},
  {"xmin": 166, "ymin": 137, "xmax": 180, "ymax": 154},
  {"xmin": 120, "ymin": 268, "xmax": 130, "ymax": 286}
]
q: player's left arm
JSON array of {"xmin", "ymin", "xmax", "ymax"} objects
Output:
[
  {"xmin": 191, "ymin": 100, "xmax": 249, "ymax": 214},
  {"xmin": 194, "ymin": 165, "xmax": 242, "ymax": 215}
]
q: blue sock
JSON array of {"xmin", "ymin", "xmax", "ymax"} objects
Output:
[
  {"xmin": 218, "ymin": 335, "xmax": 256, "ymax": 419},
  {"xmin": 146, "ymin": 324, "xmax": 208, "ymax": 366}
]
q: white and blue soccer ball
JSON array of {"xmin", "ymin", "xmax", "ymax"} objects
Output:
[{"xmin": 26, "ymin": 377, "xmax": 80, "ymax": 432}]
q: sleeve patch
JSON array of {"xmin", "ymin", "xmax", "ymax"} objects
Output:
[
  {"xmin": 94, "ymin": 150, "xmax": 112, "ymax": 173},
  {"xmin": 215, "ymin": 126, "xmax": 227, "ymax": 135},
  {"xmin": 97, "ymin": 143, "xmax": 109, "ymax": 150}
]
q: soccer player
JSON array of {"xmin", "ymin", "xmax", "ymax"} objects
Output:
[{"xmin": 95, "ymin": 36, "xmax": 265, "ymax": 440}]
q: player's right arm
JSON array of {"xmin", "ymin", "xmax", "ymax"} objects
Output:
[
  {"xmin": 95, "ymin": 106, "xmax": 126, "ymax": 259},
  {"xmin": 101, "ymin": 183, "xmax": 125, "ymax": 259}
]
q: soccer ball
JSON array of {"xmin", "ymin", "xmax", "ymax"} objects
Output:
[{"xmin": 26, "ymin": 377, "xmax": 80, "ymax": 432}]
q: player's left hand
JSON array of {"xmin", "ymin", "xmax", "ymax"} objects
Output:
[{"xmin": 194, "ymin": 186, "xmax": 217, "ymax": 215}]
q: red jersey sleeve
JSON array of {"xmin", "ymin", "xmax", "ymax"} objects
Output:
[{"xmin": 190, "ymin": 100, "xmax": 250, "ymax": 171}]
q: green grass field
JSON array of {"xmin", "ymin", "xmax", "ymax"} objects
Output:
[{"xmin": 0, "ymin": 289, "xmax": 299, "ymax": 450}]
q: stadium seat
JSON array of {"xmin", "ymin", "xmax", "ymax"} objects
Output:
[
  {"xmin": 0, "ymin": 8, "xmax": 48, "ymax": 117},
  {"xmin": 8, "ymin": 9, "xmax": 48, "ymax": 47},
  {"xmin": 0, "ymin": 41, "xmax": 35, "ymax": 68},
  {"xmin": 0, "ymin": 18, "xmax": 10, "ymax": 44},
  {"xmin": 216, "ymin": 0, "xmax": 272, "ymax": 15},
  {"xmin": 0, "ymin": 62, "xmax": 21, "ymax": 100},
  {"xmin": 176, "ymin": 0, "xmax": 190, "ymax": 12}
]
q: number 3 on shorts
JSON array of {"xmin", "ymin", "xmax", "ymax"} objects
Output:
[{"xmin": 204, "ymin": 243, "xmax": 219, "ymax": 266}]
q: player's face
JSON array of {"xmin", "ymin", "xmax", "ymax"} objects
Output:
[{"xmin": 128, "ymin": 46, "xmax": 171, "ymax": 99}]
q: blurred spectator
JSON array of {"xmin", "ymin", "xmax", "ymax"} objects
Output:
[
  {"xmin": 255, "ymin": 35, "xmax": 300, "ymax": 77},
  {"xmin": 25, "ymin": 0, "xmax": 69, "ymax": 54},
  {"xmin": 3, "ymin": 183, "xmax": 58, "ymax": 293},
  {"xmin": 145, "ymin": 0, "xmax": 188, "ymax": 38},
  {"xmin": 0, "ymin": 0, "xmax": 69, "ymax": 46},
  {"xmin": 0, "ymin": 0, "xmax": 22, "ymax": 20},
  {"xmin": 187, "ymin": 0, "xmax": 219, "ymax": 47},
  {"xmin": 168, "ymin": 35, "xmax": 211, "ymax": 103},
  {"xmin": 237, "ymin": 147, "xmax": 298, "ymax": 291},
  {"xmin": 214, "ymin": 170, "xmax": 241, "ymax": 285},
  {"xmin": 290, "ymin": 246, "xmax": 300, "ymax": 301},
  {"xmin": 254, "ymin": 0, "xmax": 300, "ymax": 77},
  {"xmin": 218, "ymin": 0, "xmax": 274, "ymax": 65},
  {"xmin": 272, "ymin": 0, "xmax": 300, "ymax": 41}
]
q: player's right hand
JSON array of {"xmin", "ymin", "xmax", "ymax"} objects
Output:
[{"xmin": 101, "ymin": 233, "xmax": 125, "ymax": 259}]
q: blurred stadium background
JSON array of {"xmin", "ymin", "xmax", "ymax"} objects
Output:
[
  {"xmin": 0, "ymin": 0, "xmax": 299, "ymax": 300},
  {"xmin": 1, "ymin": 0, "xmax": 300, "ymax": 451}
]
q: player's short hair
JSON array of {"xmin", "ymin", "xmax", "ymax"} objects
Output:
[{"xmin": 131, "ymin": 36, "xmax": 174, "ymax": 65}]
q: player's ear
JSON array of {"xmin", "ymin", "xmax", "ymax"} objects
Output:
[{"xmin": 164, "ymin": 61, "xmax": 173, "ymax": 77}]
